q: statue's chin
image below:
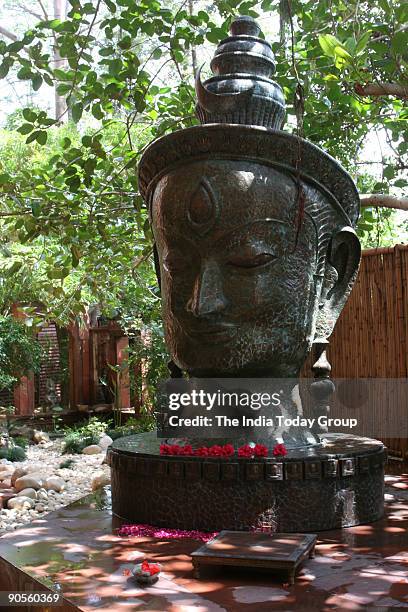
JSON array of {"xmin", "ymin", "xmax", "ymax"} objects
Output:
[
  {"xmin": 184, "ymin": 366, "xmax": 301, "ymax": 378},
  {"xmin": 167, "ymin": 322, "xmax": 312, "ymax": 378}
]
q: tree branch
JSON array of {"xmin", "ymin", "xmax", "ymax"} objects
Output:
[
  {"xmin": 360, "ymin": 194, "xmax": 408, "ymax": 211},
  {"xmin": 355, "ymin": 82, "xmax": 408, "ymax": 99},
  {"xmin": 36, "ymin": 0, "xmax": 49, "ymax": 20},
  {"xmin": 0, "ymin": 26, "xmax": 18, "ymax": 41},
  {"xmin": 16, "ymin": 3, "xmax": 42, "ymax": 20}
]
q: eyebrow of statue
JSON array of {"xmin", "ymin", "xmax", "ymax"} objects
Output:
[{"xmin": 214, "ymin": 218, "xmax": 289, "ymax": 243}]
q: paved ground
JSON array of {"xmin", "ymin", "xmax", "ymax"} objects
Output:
[{"xmin": 0, "ymin": 463, "xmax": 407, "ymax": 611}]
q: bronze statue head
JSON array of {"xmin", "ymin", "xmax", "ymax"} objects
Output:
[{"xmin": 139, "ymin": 16, "xmax": 360, "ymax": 379}]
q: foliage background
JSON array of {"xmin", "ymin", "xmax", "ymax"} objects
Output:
[{"xmin": 0, "ymin": 0, "xmax": 406, "ymax": 383}]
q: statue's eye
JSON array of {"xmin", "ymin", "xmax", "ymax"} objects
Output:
[{"xmin": 227, "ymin": 252, "xmax": 276, "ymax": 268}]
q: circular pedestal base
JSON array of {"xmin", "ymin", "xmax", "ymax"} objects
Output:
[{"xmin": 108, "ymin": 433, "xmax": 386, "ymax": 532}]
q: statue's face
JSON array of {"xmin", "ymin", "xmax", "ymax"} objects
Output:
[{"xmin": 152, "ymin": 160, "xmax": 324, "ymax": 376}]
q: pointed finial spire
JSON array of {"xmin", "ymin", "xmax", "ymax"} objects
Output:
[{"xmin": 195, "ymin": 15, "xmax": 286, "ymax": 129}]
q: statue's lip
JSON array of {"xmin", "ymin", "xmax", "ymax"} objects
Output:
[{"xmin": 186, "ymin": 324, "xmax": 238, "ymax": 342}]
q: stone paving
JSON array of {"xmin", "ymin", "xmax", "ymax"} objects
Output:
[{"xmin": 0, "ymin": 464, "xmax": 406, "ymax": 611}]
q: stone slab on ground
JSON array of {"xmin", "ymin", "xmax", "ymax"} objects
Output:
[{"xmin": 0, "ymin": 467, "xmax": 407, "ymax": 611}]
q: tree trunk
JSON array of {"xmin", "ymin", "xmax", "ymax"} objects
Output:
[
  {"xmin": 188, "ymin": 0, "xmax": 197, "ymax": 77},
  {"xmin": 53, "ymin": 0, "xmax": 68, "ymax": 120}
]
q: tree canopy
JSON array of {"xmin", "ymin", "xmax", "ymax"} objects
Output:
[{"xmin": 0, "ymin": 0, "xmax": 406, "ymax": 325}]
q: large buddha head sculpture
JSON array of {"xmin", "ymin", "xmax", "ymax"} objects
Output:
[{"xmin": 138, "ymin": 16, "xmax": 361, "ymax": 379}]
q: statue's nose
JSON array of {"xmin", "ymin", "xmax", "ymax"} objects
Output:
[{"xmin": 187, "ymin": 260, "xmax": 228, "ymax": 317}]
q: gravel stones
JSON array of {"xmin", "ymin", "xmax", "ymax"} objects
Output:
[{"xmin": 0, "ymin": 438, "xmax": 110, "ymax": 536}]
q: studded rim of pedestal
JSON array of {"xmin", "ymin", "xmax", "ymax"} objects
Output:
[{"xmin": 107, "ymin": 441, "xmax": 386, "ymax": 483}]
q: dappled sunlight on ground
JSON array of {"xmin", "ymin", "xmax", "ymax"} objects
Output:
[{"xmin": 0, "ymin": 467, "xmax": 406, "ymax": 610}]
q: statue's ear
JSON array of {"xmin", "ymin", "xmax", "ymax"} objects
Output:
[{"xmin": 315, "ymin": 227, "xmax": 361, "ymax": 340}]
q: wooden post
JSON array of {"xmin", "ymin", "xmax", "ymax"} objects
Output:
[
  {"xmin": 116, "ymin": 335, "xmax": 131, "ymax": 409},
  {"xmin": 79, "ymin": 320, "xmax": 90, "ymax": 406},
  {"xmin": 11, "ymin": 304, "xmax": 35, "ymax": 416},
  {"xmin": 13, "ymin": 372, "xmax": 35, "ymax": 416},
  {"xmin": 68, "ymin": 320, "xmax": 82, "ymax": 409}
]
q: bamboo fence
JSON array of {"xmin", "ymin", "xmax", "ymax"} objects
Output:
[{"xmin": 326, "ymin": 245, "xmax": 408, "ymax": 458}]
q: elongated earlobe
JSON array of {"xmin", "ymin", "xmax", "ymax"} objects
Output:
[{"xmin": 315, "ymin": 227, "xmax": 361, "ymax": 342}]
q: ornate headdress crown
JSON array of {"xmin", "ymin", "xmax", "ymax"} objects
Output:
[
  {"xmin": 138, "ymin": 15, "xmax": 360, "ymax": 228},
  {"xmin": 195, "ymin": 15, "xmax": 286, "ymax": 129}
]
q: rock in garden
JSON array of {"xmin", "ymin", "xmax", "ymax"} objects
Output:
[
  {"xmin": 35, "ymin": 503, "xmax": 45, "ymax": 513},
  {"xmin": 10, "ymin": 425, "xmax": 34, "ymax": 439},
  {"xmin": 0, "ymin": 469, "xmax": 14, "ymax": 482},
  {"xmin": 98, "ymin": 435, "xmax": 113, "ymax": 450},
  {"xmin": 82, "ymin": 445, "xmax": 102, "ymax": 455},
  {"xmin": 26, "ymin": 464, "xmax": 44, "ymax": 474},
  {"xmin": 8, "ymin": 496, "xmax": 35, "ymax": 510},
  {"xmin": 14, "ymin": 475, "xmax": 43, "ymax": 492},
  {"xmin": 11, "ymin": 467, "xmax": 28, "ymax": 486},
  {"xmin": 45, "ymin": 477, "xmax": 65, "ymax": 492},
  {"xmin": 91, "ymin": 472, "xmax": 111, "ymax": 491},
  {"xmin": 16, "ymin": 488, "xmax": 37, "ymax": 500},
  {"xmin": 33, "ymin": 430, "xmax": 50, "ymax": 444},
  {"xmin": 0, "ymin": 490, "xmax": 16, "ymax": 508}
]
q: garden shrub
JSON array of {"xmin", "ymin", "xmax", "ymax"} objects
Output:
[
  {"xmin": 0, "ymin": 445, "xmax": 26, "ymax": 461},
  {"xmin": 12, "ymin": 436, "xmax": 29, "ymax": 448},
  {"xmin": 107, "ymin": 414, "xmax": 155, "ymax": 440},
  {"xmin": 62, "ymin": 416, "xmax": 109, "ymax": 454}
]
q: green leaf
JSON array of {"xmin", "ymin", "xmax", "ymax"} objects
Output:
[
  {"xmin": 71, "ymin": 245, "xmax": 80, "ymax": 267},
  {"xmin": 197, "ymin": 10, "xmax": 209, "ymax": 22},
  {"xmin": 319, "ymin": 34, "xmax": 342, "ymax": 58},
  {"xmin": 23, "ymin": 108, "xmax": 37, "ymax": 122},
  {"xmin": 56, "ymin": 83, "xmax": 72, "ymax": 95},
  {"xmin": 392, "ymin": 31, "xmax": 408, "ymax": 54},
  {"xmin": 91, "ymin": 103, "xmax": 104, "ymax": 119},
  {"xmin": 17, "ymin": 123, "xmax": 34, "ymax": 135},
  {"xmin": 334, "ymin": 45, "xmax": 352, "ymax": 62},
  {"xmin": 37, "ymin": 130, "xmax": 48, "ymax": 145},
  {"xmin": 108, "ymin": 58, "xmax": 123, "ymax": 77},
  {"xmin": 384, "ymin": 165, "xmax": 396, "ymax": 179},
  {"xmin": 26, "ymin": 131, "xmax": 39, "ymax": 144},
  {"xmin": 355, "ymin": 31, "xmax": 372, "ymax": 55},
  {"xmin": 0, "ymin": 173, "xmax": 11, "ymax": 184},
  {"xmin": 378, "ymin": 0, "xmax": 390, "ymax": 13},
  {"xmin": 8, "ymin": 261, "xmax": 23, "ymax": 274},
  {"xmin": 48, "ymin": 268, "xmax": 70, "ymax": 279},
  {"xmin": 31, "ymin": 202, "xmax": 41, "ymax": 217},
  {"xmin": 17, "ymin": 66, "xmax": 32, "ymax": 80},
  {"xmin": 26, "ymin": 130, "xmax": 47, "ymax": 145},
  {"xmin": 71, "ymin": 102, "xmax": 83, "ymax": 123},
  {"xmin": 32, "ymin": 74, "xmax": 43, "ymax": 91},
  {"xmin": 206, "ymin": 28, "xmax": 224, "ymax": 44},
  {"xmin": 99, "ymin": 46, "xmax": 115, "ymax": 57},
  {"xmin": 118, "ymin": 36, "xmax": 131, "ymax": 50},
  {"xmin": 8, "ymin": 40, "xmax": 24, "ymax": 53},
  {"xmin": 0, "ymin": 61, "xmax": 10, "ymax": 79}
]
